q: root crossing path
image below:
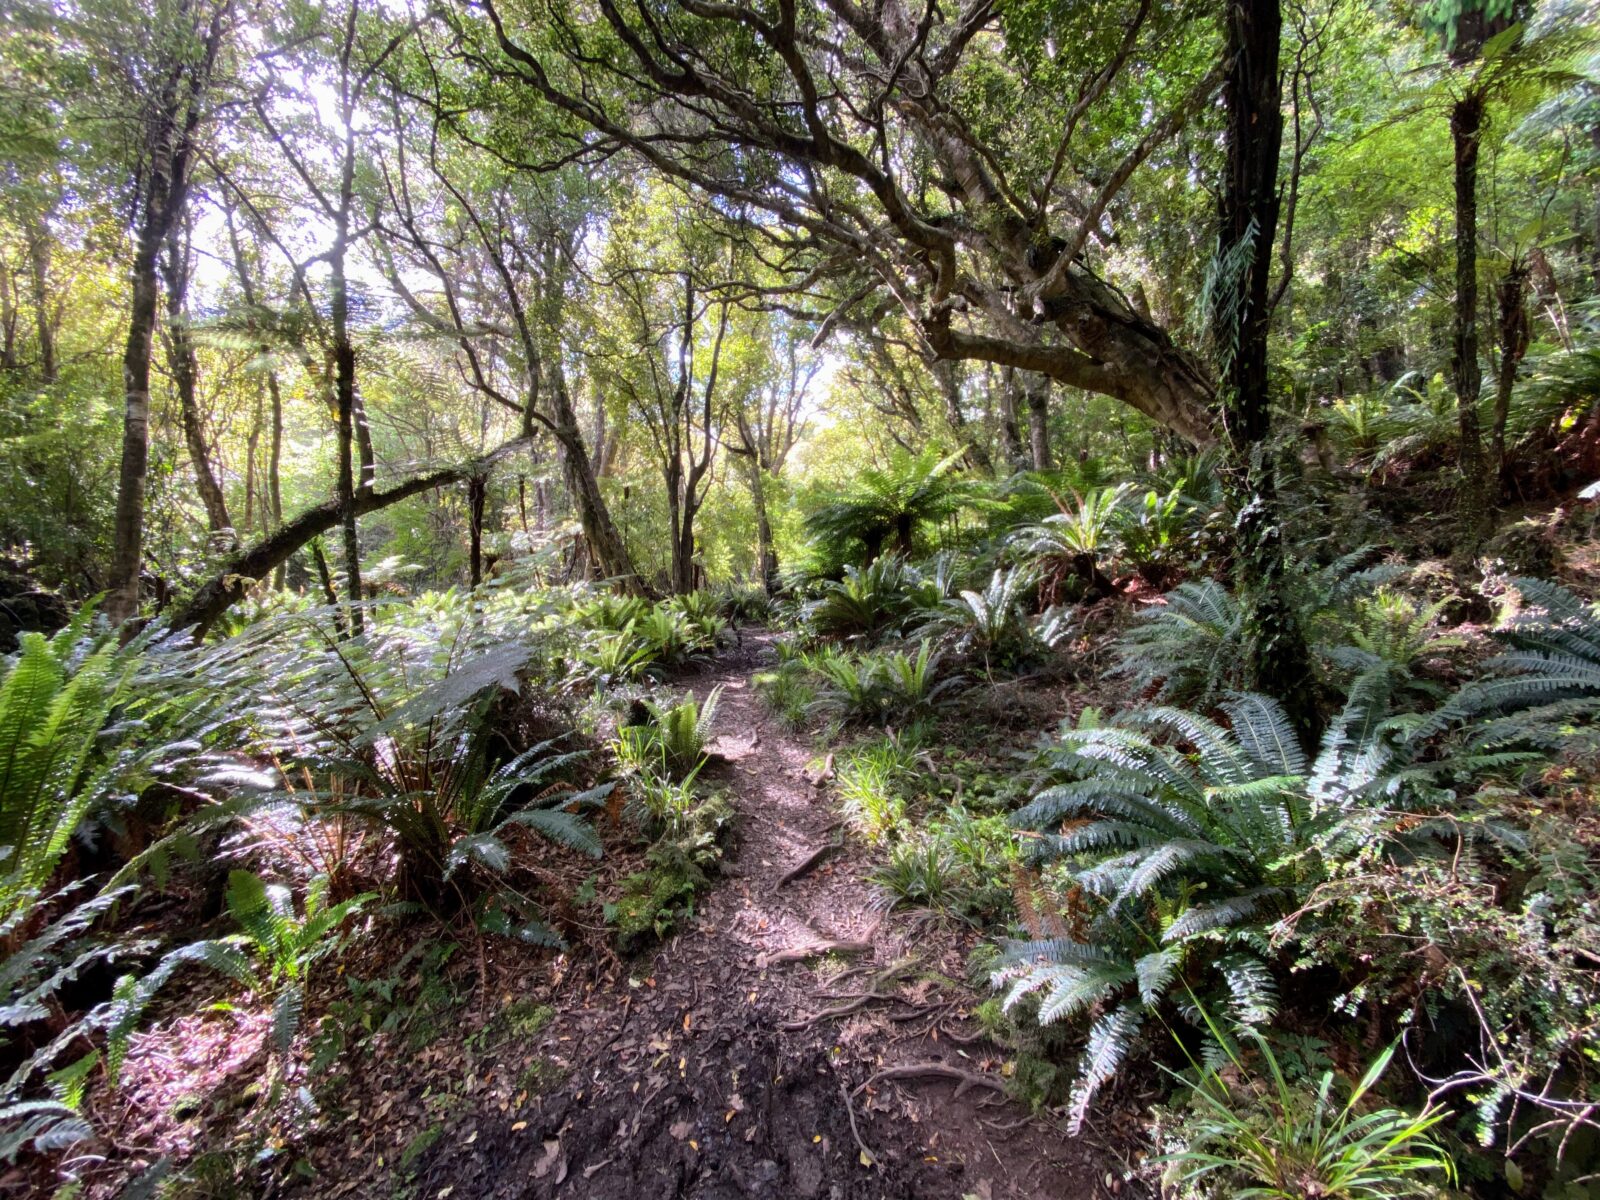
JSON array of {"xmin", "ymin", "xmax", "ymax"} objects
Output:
[{"xmin": 424, "ymin": 634, "xmax": 1131, "ymax": 1200}]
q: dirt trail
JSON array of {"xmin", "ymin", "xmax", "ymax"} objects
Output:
[{"xmin": 424, "ymin": 634, "xmax": 1134, "ymax": 1199}]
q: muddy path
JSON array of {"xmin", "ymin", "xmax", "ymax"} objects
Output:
[{"xmin": 417, "ymin": 633, "xmax": 1139, "ymax": 1200}]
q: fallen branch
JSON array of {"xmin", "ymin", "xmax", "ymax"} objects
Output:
[
  {"xmin": 761, "ymin": 938, "xmax": 873, "ymax": 966},
  {"xmin": 774, "ymin": 825, "xmax": 844, "ymax": 888},
  {"xmin": 168, "ymin": 436, "xmax": 533, "ymax": 638},
  {"xmin": 853, "ymin": 1063, "xmax": 1009, "ymax": 1101}
]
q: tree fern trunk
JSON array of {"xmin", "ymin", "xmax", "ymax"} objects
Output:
[
  {"xmin": 1452, "ymin": 87, "xmax": 1488, "ymax": 543},
  {"xmin": 1217, "ymin": 0, "xmax": 1315, "ymax": 734}
]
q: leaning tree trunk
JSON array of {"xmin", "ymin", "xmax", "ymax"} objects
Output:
[
  {"xmin": 1452, "ymin": 86, "xmax": 1489, "ymax": 544},
  {"xmin": 547, "ymin": 361, "xmax": 641, "ymax": 593},
  {"xmin": 171, "ymin": 437, "xmax": 533, "ymax": 638},
  {"xmin": 1217, "ymin": 0, "xmax": 1313, "ymax": 730},
  {"xmin": 164, "ymin": 229, "xmax": 233, "ymax": 537},
  {"xmin": 107, "ymin": 181, "xmax": 174, "ymax": 625}
]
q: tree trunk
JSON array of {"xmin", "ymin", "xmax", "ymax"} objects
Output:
[
  {"xmin": 1490, "ymin": 259, "xmax": 1530, "ymax": 488},
  {"xmin": 1452, "ymin": 87, "xmax": 1488, "ymax": 543},
  {"xmin": 164, "ymin": 228, "xmax": 233, "ymax": 537},
  {"xmin": 170, "ymin": 437, "xmax": 533, "ymax": 637},
  {"xmin": 105, "ymin": 0, "xmax": 227, "ymax": 625},
  {"xmin": 748, "ymin": 461, "xmax": 778, "ymax": 593},
  {"xmin": 468, "ymin": 474, "xmax": 487, "ymax": 587},
  {"xmin": 548, "ymin": 359, "xmax": 641, "ymax": 592},
  {"xmin": 24, "ymin": 214, "xmax": 55, "ymax": 384},
  {"xmin": 934, "ymin": 360, "xmax": 991, "ymax": 473},
  {"xmin": 998, "ymin": 367, "xmax": 1027, "ymax": 470},
  {"xmin": 1217, "ymin": 0, "xmax": 1312, "ymax": 728},
  {"xmin": 894, "ymin": 514, "xmax": 914, "ymax": 557},
  {"xmin": 1025, "ymin": 375, "xmax": 1053, "ymax": 470},
  {"xmin": 107, "ymin": 186, "xmax": 172, "ymax": 625},
  {"xmin": 331, "ymin": 188, "xmax": 364, "ymax": 632}
]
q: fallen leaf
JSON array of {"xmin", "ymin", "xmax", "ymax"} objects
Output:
[{"xmin": 510, "ymin": 1122, "xmax": 527, "ymax": 1133}]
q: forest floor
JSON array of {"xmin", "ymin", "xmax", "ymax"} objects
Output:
[
  {"xmin": 79, "ymin": 633, "xmax": 1146, "ymax": 1199},
  {"xmin": 397, "ymin": 632, "xmax": 1141, "ymax": 1200}
]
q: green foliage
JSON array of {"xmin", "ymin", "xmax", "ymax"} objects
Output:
[
  {"xmin": 802, "ymin": 556, "xmax": 939, "ymax": 640},
  {"xmin": 834, "ymin": 735, "xmax": 921, "ymax": 844},
  {"xmin": 606, "ymin": 790, "xmax": 734, "ymax": 952},
  {"xmin": 996, "ymin": 685, "xmax": 1466, "ymax": 1129},
  {"xmin": 1112, "ymin": 553, "xmax": 1409, "ymax": 708},
  {"xmin": 929, "ymin": 565, "xmax": 1039, "ymax": 667},
  {"xmin": 1111, "ymin": 579, "xmax": 1245, "ymax": 706},
  {"xmin": 803, "ymin": 447, "xmax": 983, "ymax": 565},
  {"xmin": 1157, "ymin": 1031, "xmax": 1454, "ymax": 1200},
  {"xmin": 0, "ymin": 884, "xmax": 131, "ymax": 1162},
  {"xmin": 189, "ymin": 604, "xmax": 608, "ymax": 938},
  {"xmin": 1430, "ymin": 577, "xmax": 1600, "ymax": 746},
  {"xmin": 0, "ymin": 625, "xmax": 137, "ymax": 925},
  {"xmin": 572, "ymin": 594, "xmax": 724, "ymax": 685},
  {"xmin": 874, "ymin": 807, "xmax": 1016, "ymax": 919},
  {"xmin": 1015, "ymin": 483, "xmax": 1132, "ymax": 566},
  {"xmin": 1321, "ymin": 587, "xmax": 1468, "ymax": 702},
  {"xmin": 806, "ymin": 640, "xmax": 959, "ymax": 726},
  {"xmin": 1120, "ymin": 483, "xmax": 1198, "ymax": 587},
  {"xmin": 105, "ymin": 870, "xmax": 371, "ymax": 1077},
  {"xmin": 752, "ymin": 660, "xmax": 816, "ymax": 732},
  {"xmin": 614, "ymin": 686, "xmax": 721, "ymax": 781}
]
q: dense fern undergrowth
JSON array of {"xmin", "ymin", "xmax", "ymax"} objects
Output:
[{"xmin": 8, "ymin": 445, "xmax": 1600, "ymax": 1197}]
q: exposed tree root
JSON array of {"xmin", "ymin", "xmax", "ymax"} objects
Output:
[{"xmin": 853, "ymin": 1063, "xmax": 1010, "ymax": 1101}]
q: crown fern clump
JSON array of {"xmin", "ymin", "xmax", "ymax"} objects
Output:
[
  {"xmin": 806, "ymin": 641, "xmax": 960, "ymax": 726},
  {"xmin": 1012, "ymin": 484, "xmax": 1132, "ymax": 602},
  {"xmin": 1429, "ymin": 577, "xmax": 1600, "ymax": 747},
  {"xmin": 1113, "ymin": 552, "xmax": 1409, "ymax": 708},
  {"xmin": 1321, "ymin": 587, "xmax": 1468, "ymax": 703},
  {"xmin": 929, "ymin": 565, "xmax": 1039, "ymax": 668},
  {"xmin": 615, "ymin": 686, "xmax": 722, "ymax": 781},
  {"xmin": 803, "ymin": 557, "xmax": 921, "ymax": 640},
  {"xmin": 1112, "ymin": 580, "xmax": 1245, "ymax": 706},
  {"xmin": 1157, "ymin": 1029, "xmax": 1455, "ymax": 1200},
  {"xmin": 996, "ymin": 687, "xmax": 1428, "ymax": 1130}
]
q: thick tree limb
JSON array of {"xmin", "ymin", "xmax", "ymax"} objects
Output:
[{"xmin": 168, "ymin": 438, "xmax": 534, "ymax": 638}]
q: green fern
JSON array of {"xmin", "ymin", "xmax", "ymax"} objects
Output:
[
  {"xmin": 998, "ymin": 685, "xmax": 1425, "ymax": 1131},
  {"xmin": 616, "ymin": 687, "xmax": 722, "ymax": 781},
  {"xmin": 803, "ymin": 447, "xmax": 981, "ymax": 564},
  {"xmin": 1429, "ymin": 578, "xmax": 1600, "ymax": 747},
  {"xmin": 0, "ymin": 630, "xmax": 137, "ymax": 925},
  {"xmin": 931, "ymin": 565, "xmax": 1039, "ymax": 666}
]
